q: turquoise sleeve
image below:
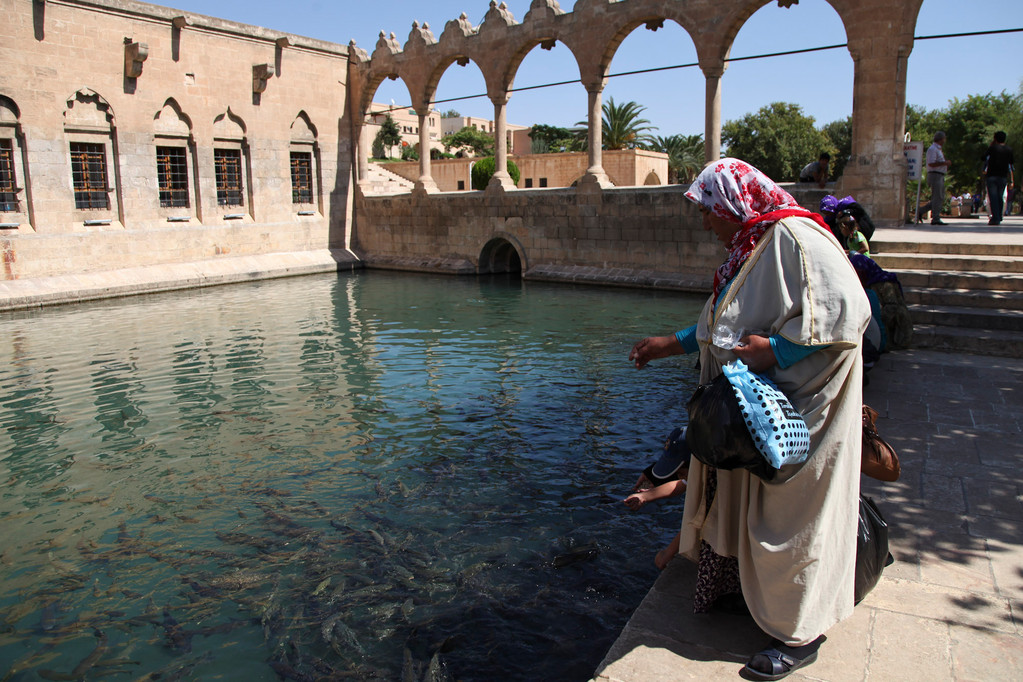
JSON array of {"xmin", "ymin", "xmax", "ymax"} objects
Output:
[
  {"xmin": 675, "ymin": 325, "xmax": 699, "ymax": 354},
  {"xmin": 770, "ymin": 335, "xmax": 830, "ymax": 369}
]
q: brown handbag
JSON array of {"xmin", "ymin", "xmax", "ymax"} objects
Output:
[{"xmin": 862, "ymin": 405, "xmax": 901, "ymax": 481}]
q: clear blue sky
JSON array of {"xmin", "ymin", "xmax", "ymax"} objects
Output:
[{"xmin": 159, "ymin": 0, "xmax": 1021, "ymax": 139}]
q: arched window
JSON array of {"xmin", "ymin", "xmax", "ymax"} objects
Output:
[
  {"xmin": 289, "ymin": 112, "xmax": 320, "ymax": 214},
  {"xmin": 212, "ymin": 109, "xmax": 249, "ymax": 217},
  {"xmin": 64, "ymin": 89, "xmax": 119, "ymax": 222},
  {"xmin": 0, "ymin": 95, "xmax": 28, "ymax": 226},
  {"xmin": 153, "ymin": 99, "xmax": 198, "ymax": 220}
]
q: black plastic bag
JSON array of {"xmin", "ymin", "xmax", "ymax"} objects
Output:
[
  {"xmin": 685, "ymin": 374, "xmax": 776, "ymax": 481},
  {"xmin": 854, "ymin": 495, "xmax": 893, "ymax": 604}
]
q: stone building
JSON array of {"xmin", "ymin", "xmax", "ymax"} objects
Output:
[{"xmin": 1, "ymin": 0, "xmax": 353, "ymax": 281}]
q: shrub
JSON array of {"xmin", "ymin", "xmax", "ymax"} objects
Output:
[{"xmin": 471, "ymin": 157, "xmax": 521, "ymax": 190}]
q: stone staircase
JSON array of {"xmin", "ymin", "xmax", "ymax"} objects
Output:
[
  {"xmin": 870, "ymin": 231, "xmax": 1023, "ymax": 358},
  {"xmin": 363, "ymin": 163, "xmax": 415, "ymax": 194}
]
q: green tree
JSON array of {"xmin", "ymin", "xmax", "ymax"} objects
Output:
[
  {"xmin": 373, "ymin": 114, "xmax": 402, "ymax": 159},
  {"xmin": 822, "ymin": 117, "xmax": 852, "ymax": 179},
  {"xmin": 905, "ymin": 91, "xmax": 1023, "ymax": 196},
  {"xmin": 528, "ymin": 124, "xmax": 576, "ymax": 153},
  {"xmin": 574, "ymin": 97, "xmax": 658, "ymax": 150},
  {"xmin": 721, "ymin": 102, "xmax": 831, "ymax": 181},
  {"xmin": 440, "ymin": 109, "xmax": 462, "ymax": 118},
  {"xmin": 648, "ymin": 134, "xmax": 704, "ymax": 184},
  {"xmin": 470, "ymin": 157, "xmax": 521, "ymax": 190},
  {"xmin": 441, "ymin": 126, "xmax": 495, "ymax": 157}
]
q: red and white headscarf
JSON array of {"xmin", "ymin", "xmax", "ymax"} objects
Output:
[{"xmin": 684, "ymin": 158, "xmax": 828, "ymax": 301}]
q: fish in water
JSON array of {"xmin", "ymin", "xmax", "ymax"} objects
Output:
[{"xmin": 552, "ymin": 543, "xmax": 600, "ymax": 568}]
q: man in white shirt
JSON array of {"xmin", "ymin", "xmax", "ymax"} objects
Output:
[{"xmin": 917, "ymin": 131, "xmax": 951, "ymax": 225}]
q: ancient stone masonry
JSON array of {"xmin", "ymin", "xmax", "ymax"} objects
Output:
[
  {"xmin": 2, "ymin": 0, "xmax": 925, "ymax": 299},
  {"xmin": 348, "ymin": 0, "xmax": 924, "ymax": 224},
  {"xmin": 0, "ymin": 0, "xmax": 353, "ymax": 281}
]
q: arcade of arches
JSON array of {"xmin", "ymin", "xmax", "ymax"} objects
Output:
[{"xmin": 349, "ymin": 0, "xmax": 923, "ymax": 227}]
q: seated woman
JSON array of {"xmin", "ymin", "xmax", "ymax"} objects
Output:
[
  {"xmin": 838, "ymin": 210, "xmax": 870, "ymax": 256},
  {"xmin": 849, "ymin": 252, "xmax": 913, "ymax": 350}
]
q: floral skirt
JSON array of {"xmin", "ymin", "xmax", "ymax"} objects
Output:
[{"xmin": 692, "ymin": 469, "xmax": 741, "ymax": 613}]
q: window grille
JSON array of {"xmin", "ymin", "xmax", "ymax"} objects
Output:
[
  {"xmin": 156, "ymin": 146, "xmax": 189, "ymax": 208},
  {"xmin": 0, "ymin": 139, "xmax": 15, "ymax": 212},
  {"xmin": 290, "ymin": 151, "xmax": 313, "ymax": 204},
  {"xmin": 70, "ymin": 142, "xmax": 109, "ymax": 210},
  {"xmin": 214, "ymin": 148, "xmax": 243, "ymax": 206}
]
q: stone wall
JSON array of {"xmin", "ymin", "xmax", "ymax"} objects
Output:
[
  {"xmin": 352, "ymin": 184, "xmax": 721, "ymax": 292},
  {"xmin": 0, "ymin": 0, "xmax": 354, "ymax": 280},
  {"xmin": 371, "ymin": 149, "xmax": 668, "ymax": 192}
]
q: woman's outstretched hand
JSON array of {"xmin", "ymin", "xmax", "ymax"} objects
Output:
[
  {"xmin": 732, "ymin": 334, "xmax": 777, "ymax": 372},
  {"xmin": 629, "ymin": 335, "xmax": 683, "ymax": 369}
]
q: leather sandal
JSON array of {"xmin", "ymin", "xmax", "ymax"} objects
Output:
[{"xmin": 742, "ymin": 637, "xmax": 824, "ymax": 681}]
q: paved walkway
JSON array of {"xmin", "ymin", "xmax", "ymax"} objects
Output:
[{"xmin": 594, "ymin": 212, "xmax": 1023, "ymax": 681}]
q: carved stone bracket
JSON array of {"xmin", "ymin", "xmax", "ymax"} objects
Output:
[
  {"xmin": 124, "ymin": 40, "xmax": 149, "ymax": 78},
  {"xmin": 252, "ymin": 63, "xmax": 274, "ymax": 93}
]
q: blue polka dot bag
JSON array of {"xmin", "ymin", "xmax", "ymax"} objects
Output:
[
  {"xmin": 721, "ymin": 359, "xmax": 810, "ymax": 469},
  {"xmin": 686, "ymin": 360, "xmax": 810, "ymax": 481}
]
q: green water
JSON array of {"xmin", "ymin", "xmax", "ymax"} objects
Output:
[{"xmin": 0, "ymin": 271, "xmax": 705, "ymax": 681}]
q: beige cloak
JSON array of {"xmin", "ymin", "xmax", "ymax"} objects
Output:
[{"xmin": 679, "ymin": 216, "xmax": 871, "ymax": 645}]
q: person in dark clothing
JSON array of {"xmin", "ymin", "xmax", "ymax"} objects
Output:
[{"xmin": 982, "ymin": 131, "xmax": 1014, "ymax": 226}]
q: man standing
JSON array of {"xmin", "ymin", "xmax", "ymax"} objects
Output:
[
  {"xmin": 799, "ymin": 152, "xmax": 831, "ymax": 187},
  {"xmin": 918, "ymin": 131, "xmax": 951, "ymax": 225},
  {"xmin": 982, "ymin": 131, "xmax": 1014, "ymax": 226}
]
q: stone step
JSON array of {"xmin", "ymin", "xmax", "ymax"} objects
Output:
[
  {"xmin": 904, "ymin": 286, "xmax": 1023, "ymax": 310},
  {"xmin": 908, "ymin": 303, "xmax": 1023, "ymax": 332},
  {"xmin": 892, "ymin": 269, "xmax": 1023, "ymax": 292},
  {"xmin": 871, "ymin": 239, "xmax": 1023, "ymax": 258},
  {"xmin": 908, "ymin": 323, "xmax": 1023, "ymax": 358},
  {"xmin": 908, "ymin": 284, "xmax": 1023, "ymax": 307},
  {"xmin": 873, "ymin": 252, "xmax": 1023, "ymax": 274}
]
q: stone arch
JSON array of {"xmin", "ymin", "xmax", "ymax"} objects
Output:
[
  {"xmin": 359, "ymin": 71, "xmax": 414, "ymax": 120},
  {"xmin": 593, "ymin": 15, "xmax": 701, "ymax": 84},
  {"xmin": 0, "ymin": 95, "xmax": 21, "ymax": 122},
  {"xmin": 213, "ymin": 108, "xmax": 246, "ymax": 138},
  {"xmin": 500, "ymin": 37, "xmax": 578, "ymax": 99},
  {"xmin": 643, "ymin": 170, "xmax": 661, "ymax": 185},
  {"xmin": 478, "ymin": 234, "xmax": 525, "ymax": 275},
  {"xmin": 64, "ymin": 88, "xmax": 114, "ymax": 128},
  {"xmin": 421, "ymin": 54, "xmax": 487, "ymax": 114},
  {"xmin": 291, "ymin": 111, "xmax": 317, "ymax": 141},
  {"xmin": 153, "ymin": 98, "xmax": 192, "ymax": 136}
]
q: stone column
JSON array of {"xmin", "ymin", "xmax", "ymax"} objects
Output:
[
  {"xmin": 488, "ymin": 95, "xmax": 515, "ymax": 190},
  {"xmin": 702, "ymin": 64, "xmax": 724, "ymax": 164},
  {"xmin": 579, "ymin": 83, "xmax": 611, "ymax": 189},
  {"xmin": 842, "ymin": 29, "xmax": 914, "ymax": 227},
  {"xmin": 414, "ymin": 109, "xmax": 438, "ymax": 194}
]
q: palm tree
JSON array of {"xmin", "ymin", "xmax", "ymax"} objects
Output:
[
  {"xmin": 648, "ymin": 133, "xmax": 704, "ymax": 184},
  {"xmin": 574, "ymin": 97, "xmax": 658, "ymax": 150}
]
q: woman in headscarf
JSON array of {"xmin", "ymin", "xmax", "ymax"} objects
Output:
[{"xmin": 630, "ymin": 159, "xmax": 870, "ymax": 680}]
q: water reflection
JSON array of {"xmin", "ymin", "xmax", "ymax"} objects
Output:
[{"xmin": 0, "ymin": 271, "xmax": 704, "ymax": 680}]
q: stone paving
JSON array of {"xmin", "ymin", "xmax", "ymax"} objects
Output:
[{"xmin": 593, "ymin": 214, "xmax": 1023, "ymax": 681}]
